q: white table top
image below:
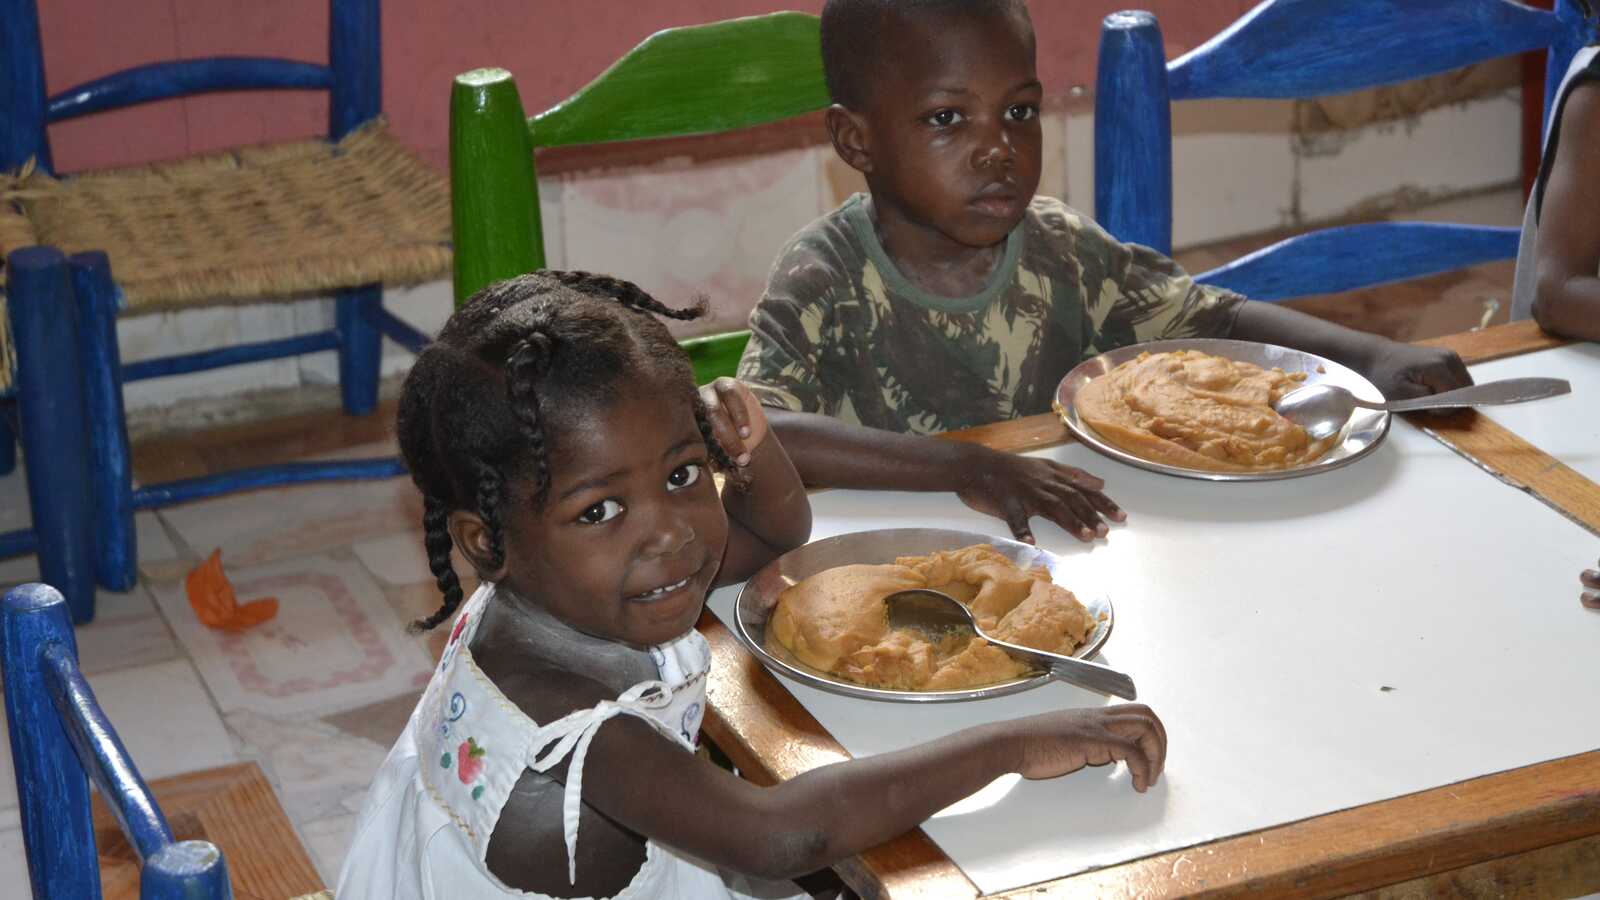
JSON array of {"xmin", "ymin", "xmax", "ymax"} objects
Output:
[
  {"xmin": 1470, "ymin": 343, "xmax": 1600, "ymax": 484},
  {"xmin": 707, "ymin": 419, "xmax": 1600, "ymax": 896}
]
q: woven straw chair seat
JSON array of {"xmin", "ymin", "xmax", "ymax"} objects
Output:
[{"xmin": 0, "ymin": 120, "xmax": 452, "ymax": 392}]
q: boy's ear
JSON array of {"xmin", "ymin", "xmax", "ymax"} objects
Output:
[
  {"xmin": 448, "ymin": 510, "xmax": 508, "ymax": 582},
  {"xmin": 826, "ymin": 104, "xmax": 874, "ymax": 175}
]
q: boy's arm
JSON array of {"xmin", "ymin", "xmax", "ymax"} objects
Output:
[
  {"xmin": 1534, "ymin": 82, "xmax": 1600, "ymax": 342},
  {"xmin": 1229, "ymin": 301, "xmax": 1472, "ymax": 399},
  {"xmin": 767, "ymin": 410, "xmax": 1123, "ymax": 543},
  {"xmin": 1074, "ymin": 209, "xmax": 1471, "ymax": 400}
]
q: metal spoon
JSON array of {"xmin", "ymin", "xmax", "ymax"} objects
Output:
[
  {"xmin": 883, "ymin": 588, "xmax": 1137, "ymax": 700},
  {"xmin": 1274, "ymin": 377, "xmax": 1572, "ymax": 441}
]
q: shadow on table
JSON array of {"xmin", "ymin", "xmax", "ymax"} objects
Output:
[{"xmin": 1055, "ymin": 434, "xmax": 1405, "ymax": 526}]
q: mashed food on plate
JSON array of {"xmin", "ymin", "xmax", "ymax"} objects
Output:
[
  {"xmin": 765, "ymin": 544, "xmax": 1094, "ymax": 691},
  {"xmin": 1075, "ymin": 349, "xmax": 1337, "ymax": 472}
]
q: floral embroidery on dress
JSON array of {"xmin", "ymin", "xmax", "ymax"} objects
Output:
[{"xmin": 441, "ymin": 735, "xmax": 489, "ymax": 801}]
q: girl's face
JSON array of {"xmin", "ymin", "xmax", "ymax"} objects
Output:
[{"xmin": 496, "ymin": 383, "xmax": 730, "ymax": 650}]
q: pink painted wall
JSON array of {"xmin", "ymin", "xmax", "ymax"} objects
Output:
[{"xmin": 38, "ymin": 1, "xmax": 1254, "ymax": 175}]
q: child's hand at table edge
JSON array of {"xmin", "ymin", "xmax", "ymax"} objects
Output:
[
  {"xmin": 699, "ymin": 377, "xmax": 769, "ymax": 468},
  {"xmin": 954, "ymin": 447, "xmax": 1125, "ymax": 544},
  {"xmin": 1582, "ymin": 561, "xmax": 1599, "ymax": 610},
  {"xmin": 1362, "ymin": 343, "xmax": 1473, "ymax": 406},
  {"xmin": 1010, "ymin": 704, "xmax": 1167, "ymax": 792}
]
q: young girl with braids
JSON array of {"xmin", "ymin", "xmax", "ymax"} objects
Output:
[{"xmin": 337, "ymin": 271, "xmax": 1167, "ymax": 900}]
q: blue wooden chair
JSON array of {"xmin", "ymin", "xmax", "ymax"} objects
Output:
[
  {"xmin": 0, "ymin": 0, "xmax": 443, "ymax": 622},
  {"xmin": 1094, "ymin": 0, "xmax": 1598, "ymax": 300},
  {"xmin": 3, "ymin": 583, "xmax": 232, "ymax": 899}
]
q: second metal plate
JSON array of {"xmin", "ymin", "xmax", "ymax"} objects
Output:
[{"xmin": 732, "ymin": 528, "xmax": 1114, "ymax": 703}]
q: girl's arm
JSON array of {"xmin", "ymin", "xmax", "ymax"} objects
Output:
[
  {"xmin": 700, "ymin": 378, "xmax": 812, "ymax": 585},
  {"xmin": 538, "ymin": 685, "xmax": 1165, "ymax": 881},
  {"xmin": 1534, "ymin": 83, "xmax": 1600, "ymax": 342}
]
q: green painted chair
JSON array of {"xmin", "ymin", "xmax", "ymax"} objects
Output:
[{"xmin": 449, "ymin": 12, "xmax": 829, "ymax": 384}]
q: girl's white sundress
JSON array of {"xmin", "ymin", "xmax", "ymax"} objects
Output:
[{"xmin": 335, "ymin": 583, "xmax": 806, "ymax": 900}]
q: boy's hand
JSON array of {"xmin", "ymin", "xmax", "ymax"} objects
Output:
[
  {"xmin": 1583, "ymin": 561, "xmax": 1599, "ymax": 610},
  {"xmin": 955, "ymin": 447, "xmax": 1124, "ymax": 544},
  {"xmin": 699, "ymin": 377, "xmax": 770, "ymax": 469},
  {"xmin": 1010, "ymin": 705, "xmax": 1167, "ymax": 792},
  {"xmin": 1364, "ymin": 343, "xmax": 1473, "ymax": 402}
]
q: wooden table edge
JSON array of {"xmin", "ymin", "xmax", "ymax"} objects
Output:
[
  {"xmin": 987, "ymin": 749, "xmax": 1600, "ymax": 899},
  {"xmin": 1419, "ymin": 321, "xmax": 1598, "ymax": 535},
  {"xmin": 699, "ymin": 320, "xmax": 1598, "ymax": 899},
  {"xmin": 1417, "ymin": 319, "xmax": 1569, "ymax": 365}
]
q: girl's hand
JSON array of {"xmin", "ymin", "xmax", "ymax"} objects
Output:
[
  {"xmin": 1583, "ymin": 560, "xmax": 1599, "ymax": 610},
  {"xmin": 955, "ymin": 447, "xmax": 1124, "ymax": 544},
  {"xmin": 1010, "ymin": 705, "xmax": 1167, "ymax": 792},
  {"xmin": 700, "ymin": 377, "xmax": 770, "ymax": 469}
]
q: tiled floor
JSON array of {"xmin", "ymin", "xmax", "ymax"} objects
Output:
[{"xmin": 0, "ymin": 188, "xmax": 1527, "ymax": 891}]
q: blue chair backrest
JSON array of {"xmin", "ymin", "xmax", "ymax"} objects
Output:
[
  {"xmin": 2, "ymin": 583, "xmax": 232, "ymax": 900},
  {"xmin": 0, "ymin": 0, "xmax": 379, "ymax": 174},
  {"xmin": 1094, "ymin": 0, "xmax": 1599, "ymax": 300}
]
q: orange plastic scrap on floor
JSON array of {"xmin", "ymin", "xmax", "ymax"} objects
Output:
[{"xmin": 186, "ymin": 549, "xmax": 278, "ymax": 631}]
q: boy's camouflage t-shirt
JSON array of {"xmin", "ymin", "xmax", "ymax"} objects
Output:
[{"xmin": 737, "ymin": 194, "xmax": 1246, "ymax": 435}]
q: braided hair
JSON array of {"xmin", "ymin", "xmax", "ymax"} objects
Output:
[{"xmin": 396, "ymin": 270, "xmax": 737, "ymax": 631}]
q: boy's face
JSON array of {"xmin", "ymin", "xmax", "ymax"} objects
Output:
[
  {"xmin": 488, "ymin": 384, "xmax": 730, "ymax": 650},
  {"xmin": 842, "ymin": 7, "xmax": 1043, "ymax": 250}
]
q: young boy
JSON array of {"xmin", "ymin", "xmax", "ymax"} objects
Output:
[
  {"xmin": 736, "ymin": 0, "xmax": 1473, "ymax": 543},
  {"xmin": 1513, "ymin": 42, "xmax": 1599, "ymax": 342}
]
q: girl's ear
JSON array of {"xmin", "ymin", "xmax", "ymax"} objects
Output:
[
  {"xmin": 826, "ymin": 104, "xmax": 874, "ymax": 175},
  {"xmin": 448, "ymin": 510, "xmax": 508, "ymax": 582}
]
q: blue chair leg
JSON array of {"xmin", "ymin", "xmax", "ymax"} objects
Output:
[
  {"xmin": 8, "ymin": 248, "xmax": 96, "ymax": 622},
  {"xmin": 336, "ymin": 284, "xmax": 382, "ymax": 416},
  {"xmin": 0, "ymin": 398, "xmax": 16, "ymax": 476},
  {"xmin": 2, "ymin": 584, "xmax": 101, "ymax": 900},
  {"xmin": 142, "ymin": 841, "xmax": 234, "ymax": 900},
  {"xmin": 1095, "ymin": 10, "xmax": 1174, "ymax": 256},
  {"xmin": 69, "ymin": 253, "xmax": 137, "ymax": 591}
]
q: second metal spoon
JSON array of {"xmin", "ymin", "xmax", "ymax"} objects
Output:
[{"xmin": 883, "ymin": 588, "xmax": 1137, "ymax": 700}]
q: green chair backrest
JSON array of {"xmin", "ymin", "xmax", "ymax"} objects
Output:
[{"xmin": 449, "ymin": 12, "xmax": 829, "ymax": 384}]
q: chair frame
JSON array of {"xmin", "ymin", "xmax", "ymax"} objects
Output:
[
  {"xmin": 3, "ymin": 583, "xmax": 233, "ymax": 899},
  {"xmin": 1094, "ymin": 0, "xmax": 1599, "ymax": 300},
  {"xmin": 0, "ymin": 0, "xmax": 427, "ymax": 621},
  {"xmin": 448, "ymin": 11, "xmax": 831, "ymax": 384}
]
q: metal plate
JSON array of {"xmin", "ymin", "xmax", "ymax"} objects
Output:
[
  {"xmin": 1053, "ymin": 338, "xmax": 1391, "ymax": 482},
  {"xmin": 732, "ymin": 528, "xmax": 1114, "ymax": 704}
]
